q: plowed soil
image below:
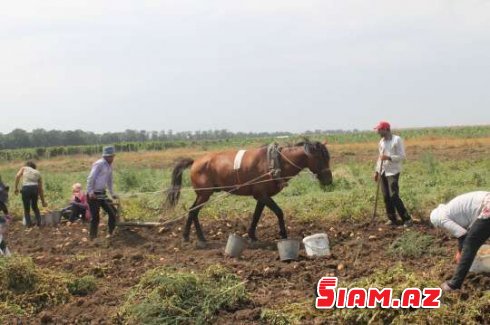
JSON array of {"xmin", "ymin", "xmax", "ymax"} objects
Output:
[{"xmin": 5, "ymin": 214, "xmax": 489, "ymax": 324}]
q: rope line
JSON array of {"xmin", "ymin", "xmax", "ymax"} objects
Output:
[
  {"xmin": 118, "ymin": 147, "xmax": 313, "ymax": 226},
  {"xmin": 151, "ymin": 171, "xmax": 278, "ymax": 225},
  {"xmin": 117, "ymin": 174, "xmax": 304, "ymax": 198}
]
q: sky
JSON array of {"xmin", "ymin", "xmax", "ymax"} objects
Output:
[{"xmin": 1, "ymin": 0, "xmax": 490, "ymax": 133}]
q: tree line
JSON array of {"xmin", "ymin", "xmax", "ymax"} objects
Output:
[{"xmin": 0, "ymin": 128, "xmax": 357, "ymax": 150}]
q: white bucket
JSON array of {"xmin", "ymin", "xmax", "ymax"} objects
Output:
[
  {"xmin": 303, "ymin": 233, "xmax": 331, "ymax": 257},
  {"xmin": 470, "ymin": 244, "xmax": 490, "ymax": 273}
]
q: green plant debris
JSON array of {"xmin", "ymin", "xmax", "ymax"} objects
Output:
[
  {"xmin": 118, "ymin": 264, "xmax": 248, "ymax": 324},
  {"xmin": 388, "ymin": 230, "xmax": 439, "ymax": 258},
  {"xmin": 0, "ymin": 256, "xmax": 71, "ymax": 322},
  {"xmin": 68, "ymin": 275, "xmax": 98, "ymax": 296}
]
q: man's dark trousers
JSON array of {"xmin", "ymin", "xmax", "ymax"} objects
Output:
[
  {"xmin": 89, "ymin": 192, "xmax": 116, "ymax": 239},
  {"xmin": 448, "ymin": 218, "xmax": 490, "ymax": 289},
  {"xmin": 380, "ymin": 173, "xmax": 410, "ymax": 222}
]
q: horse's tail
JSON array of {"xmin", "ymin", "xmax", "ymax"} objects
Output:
[{"xmin": 165, "ymin": 158, "xmax": 194, "ymax": 208}]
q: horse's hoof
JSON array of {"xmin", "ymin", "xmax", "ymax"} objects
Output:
[
  {"xmin": 196, "ymin": 240, "xmax": 208, "ymax": 249},
  {"xmin": 183, "ymin": 235, "xmax": 190, "ymax": 242}
]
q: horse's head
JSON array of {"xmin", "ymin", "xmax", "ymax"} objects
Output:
[{"xmin": 301, "ymin": 140, "xmax": 333, "ymax": 186}]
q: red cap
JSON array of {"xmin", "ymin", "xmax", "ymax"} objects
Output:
[{"xmin": 374, "ymin": 121, "xmax": 391, "ymax": 130}]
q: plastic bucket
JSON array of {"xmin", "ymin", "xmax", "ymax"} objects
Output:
[
  {"xmin": 277, "ymin": 239, "xmax": 300, "ymax": 261},
  {"xmin": 303, "ymin": 233, "xmax": 331, "ymax": 257},
  {"xmin": 225, "ymin": 234, "xmax": 247, "ymax": 258},
  {"xmin": 43, "ymin": 211, "xmax": 61, "ymax": 227},
  {"xmin": 470, "ymin": 244, "xmax": 490, "ymax": 273}
]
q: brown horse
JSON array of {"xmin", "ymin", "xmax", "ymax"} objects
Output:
[{"xmin": 166, "ymin": 140, "xmax": 333, "ymax": 245}]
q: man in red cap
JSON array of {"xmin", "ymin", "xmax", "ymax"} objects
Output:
[{"xmin": 373, "ymin": 121, "xmax": 413, "ymax": 227}]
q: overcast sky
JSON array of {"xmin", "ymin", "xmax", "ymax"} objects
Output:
[{"xmin": 1, "ymin": 1, "xmax": 490, "ymax": 133}]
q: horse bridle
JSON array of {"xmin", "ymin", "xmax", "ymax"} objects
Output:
[{"xmin": 277, "ymin": 145, "xmax": 331, "ymax": 175}]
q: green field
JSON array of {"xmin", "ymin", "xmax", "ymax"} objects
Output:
[
  {"xmin": 0, "ymin": 127, "xmax": 489, "ymax": 323},
  {"xmin": 0, "ymin": 127, "xmax": 490, "ymax": 224}
]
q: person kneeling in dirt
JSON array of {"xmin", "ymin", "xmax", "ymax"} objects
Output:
[
  {"xmin": 430, "ymin": 191, "xmax": 490, "ymax": 292},
  {"xmin": 87, "ymin": 146, "xmax": 118, "ymax": 240},
  {"xmin": 69, "ymin": 183, "xmax": 90, "ymax": 223},
  {"xmin": 0, "ymin": 216, "xmax": 11, "ymax": 257}
]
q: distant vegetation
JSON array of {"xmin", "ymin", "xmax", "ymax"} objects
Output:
[{"xmin": 0, "ymin": 125, "xmax": 488, "ymax": 161}]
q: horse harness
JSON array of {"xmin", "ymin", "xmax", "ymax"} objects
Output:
[
  {"xmin": 232, "ymin": 143, "xmax": 284, "ymax": 188},
  {"xmin": 232, "ymin": 142, "xmax": 329, "ymax": 188},
  {"xmin": 267, "ymin": 142, "xmax": 287, "ymax": 189}
]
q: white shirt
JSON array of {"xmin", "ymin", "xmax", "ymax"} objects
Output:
[
  {"xmin": 375, "ymin": 135, "xmax": 406, "ymax": 176},
  {"xmin": 22, "ymin": 167, "xmax": 41, "ymax": 186},
  {"xmin": 87, "ymin": 158, "xmax": 114, "ymax": 195},
  {"xmin": 430, "ymin": 191, "xmax": 490, "ymax": 238}
]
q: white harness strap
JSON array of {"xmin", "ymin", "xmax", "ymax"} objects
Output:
[{"xmin": 233, "ymin": 150, "xmax": 247, "ymax": 171}]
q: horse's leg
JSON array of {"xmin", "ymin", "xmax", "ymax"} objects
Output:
[
  {"xmin": 263, "ymin": 197, "xmax": 288, "ymax": 239},
  {"xmin": 183, "ymin": 197, "xmax": 199, "ymax": 241},
  {"xmin": 192, "ymin": 208, "xmax": 206, "ymax": 243},
  {"xmin": 248, "ymin": 200, "xmax": 266, "ymax": 242},
  {"xmin": 184, "ymin": 192, "xmax": 211, "ymax": 246}
]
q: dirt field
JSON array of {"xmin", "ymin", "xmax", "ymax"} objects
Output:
[
  {"xmin": 4, "ymin": 214, "xmax": 488, "ymax": 324},
  {"xmin": 1, "ymin": 136, "xmax": 489, "ymax": 324}
]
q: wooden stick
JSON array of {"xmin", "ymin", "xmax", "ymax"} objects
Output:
[
  {"xmin": 370, "ymin": 160, "xmax": 384, "ymax": 226},
  {"xmin": 116, "ymin": 217, "xmax": 185, "ymax": 228}
]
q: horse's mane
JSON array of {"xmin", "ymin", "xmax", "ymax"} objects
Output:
[
  {"xmin": 293, "ymin": 139, "xmax": 330, "ymax": 161},
  {"xmin": 259, "ymin": 139, "xmax": 330, "ymax": 161}
]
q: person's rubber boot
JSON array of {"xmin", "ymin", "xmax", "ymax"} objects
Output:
[
  {"xmin": 402, "ymin": 213, "xmax": 413, "ymax": 228},
  {"xmin": 24, "ymin": 215, "xmax": 33, "ymax": 228},
  {"xmin": 385, "ymin": 214, "xmax": 398, "ymax": 227},
  {"xmin": 441, "ymin": 281, "xmax": 457, "ymax": 292},
  {"xmin": 108, "ymin": 224, "xmax": 116, "ymax": 238},
  {"xmin": 36, "ymin": 215, "xmax": 42, "ymax": 227},
  {"xmin": 403, "ymin": 219, "xmax": 413, "ymax": 228},
  {"xmin": 89, "ymin": 226, "xmax": 98, "ymax": 240}
]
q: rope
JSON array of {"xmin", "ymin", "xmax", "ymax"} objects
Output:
[
  {"xmin": 117, "ymin": 147, "xmax": 312, "ymax": 227},
  {"xmin": 277, "ymin": 148, "xmax": 304, "ymax": 171},
  {"xmin": 185, "ymin": 171, "xmax": 273, "ymax": 213},
  {"xmin": 117, "ymin": 174, "xmax": 302, "ymax": 198},
  {"xmin": 153, "ymin": 171, "xmax": 275, "ymax": 226},
  {"xmin": 118, "ymin": 170, "xmax": 309, "ymax": 227},
  {"xmin": 118, "ymin": 145, "xmax": 309, "ymax": 199}
]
